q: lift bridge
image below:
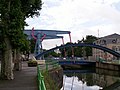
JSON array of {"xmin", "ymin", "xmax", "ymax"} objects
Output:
[{"xmin": 24, "ymin": 27, "xmax": 71, "ymax": 59}]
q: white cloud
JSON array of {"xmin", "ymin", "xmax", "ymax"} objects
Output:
[{"xmin": 25, "ymin": 0, "xmax": 120, "ymax": 49}]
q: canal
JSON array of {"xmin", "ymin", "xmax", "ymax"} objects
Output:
[{"xmin": 60, "ymin": 68, "xmax": 120, "ymax": 90}]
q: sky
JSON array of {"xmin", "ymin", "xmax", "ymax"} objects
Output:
[{"xmin": 25, "ymin": 0, "xmax": 120, "ymax": 49}]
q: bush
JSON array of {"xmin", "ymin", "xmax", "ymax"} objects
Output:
[{"xmin": 28, "ymin": 59, "xmax": 37, "ymax": 67}]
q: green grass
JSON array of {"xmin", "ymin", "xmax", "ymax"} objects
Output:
[{"xmin": 41, "ymin": 68, "xmax": 60, "ymax": 90}]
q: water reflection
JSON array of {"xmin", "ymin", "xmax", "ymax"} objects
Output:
[{"xmin": 61, "ymin": 68, "xmax": 120, "ymax": 90}]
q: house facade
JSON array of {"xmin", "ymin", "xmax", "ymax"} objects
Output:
[{"xmin": 92, "ymin": 33, "xmax": 120, "ymax": 61}]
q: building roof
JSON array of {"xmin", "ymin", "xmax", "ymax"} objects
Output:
[
  {"xmin": 100, "ymin": 33, "xmax": 120, "ymax": 39},
  {"xmin": 94, "ymin": 33, "xmax": 120, "ymax": 44}
]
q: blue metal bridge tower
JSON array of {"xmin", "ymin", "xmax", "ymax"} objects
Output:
[{"xmin": 24, "ymin": 27, "xmax": 71, "ymax": 59}]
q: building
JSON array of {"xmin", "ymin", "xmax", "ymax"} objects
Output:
[{"xmin": 92, "ymin": 33, "xmax": 120, "ymax": 61}]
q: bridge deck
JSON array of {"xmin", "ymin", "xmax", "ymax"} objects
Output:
[{"xmin": 58, "ymin": 60, "xmax": 96, "ymax": 65}]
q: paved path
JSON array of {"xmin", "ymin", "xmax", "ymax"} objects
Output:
[{"xmin": 0, "ymin": 61, "xmax": 38, "ymax": 90}]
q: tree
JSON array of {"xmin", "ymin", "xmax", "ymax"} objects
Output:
[
  {"xmin": 74, "ymin": 46, "xmax": 82, "ymax": 57},
  {"xmin": 76, "ymin": 35, "xmax": 98, "ymax": 58},
  {"xmin": 84, "ymin": 35, "xmax": 98, "ymax": 57},
  {"xmin": 44, "ymin": 51, "xmax": 60, "ymax": 58},
  {"xmin": 0, "ymin": 0, "xmax": 42, "ymax": 79},
  {"xmin": 29, "ymin": 38, "xmax": 36, "ymax": 53},
  {"xmin": 59, "ymin": 36, "xmax": 97, "ymax": 58}
]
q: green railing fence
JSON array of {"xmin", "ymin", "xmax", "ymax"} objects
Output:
[
  {"xmin": 37, "ymin": 65, "xmax": 46, "ymax": 90},
  {"xmin": 45, "ymin": 60, "xmax": 60, "ymax": 71},
  {"xmin": 37, "ymin": 59, "xmax": 60, "ymax": 90}
]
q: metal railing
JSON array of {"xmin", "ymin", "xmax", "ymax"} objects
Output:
[
  {"xmin": 45, "ymin": 60, "xmax": 60, "ymax": 71},
  {"xmin": 37, "ymin": 65, "xmax": 46, "ymax": 90},
  {"xmin": 37, "ymin": 59, "xmax": 60, "ymax": 90}
]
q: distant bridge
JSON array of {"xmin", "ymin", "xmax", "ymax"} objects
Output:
[
  {"xmin": 35, "ymin": 43, "xmax": 120, "ymax": 59},
  {"xmin": 24, "ymin": 28, "xmax": 71, "ymax": 56},
  {"xmin": 58, "ymin": 60, "xmax": 95, "ymax": 65}
]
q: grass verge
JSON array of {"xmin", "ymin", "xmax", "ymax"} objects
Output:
[{"xmin": 41, "ymin": 68, "xmax": 60, "ymax": 90}]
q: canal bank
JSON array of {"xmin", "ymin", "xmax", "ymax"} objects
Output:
[
  {"xmin": 61, "ymin": 61, "xmax": 120, "ymax": 71},
  {"xmin": 96, "ymin": 62, "xmax": 120, "ymax": 71},
  {"xmin": 42, "ymin": 67, "xmax": 63, "ymax": 90}
]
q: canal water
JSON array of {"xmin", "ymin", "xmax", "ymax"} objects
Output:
[{"xmin": 60, "ymin": 68, "xmax": 120, "ymax": 90}]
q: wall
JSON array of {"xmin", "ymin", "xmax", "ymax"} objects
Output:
[
  {"xmin": 96, "ymin": 62, "xmax": 120, "ymax": 71},
  {"xmin": 48, "ymin": 67, "xmax": 63, "ymax": 89}
]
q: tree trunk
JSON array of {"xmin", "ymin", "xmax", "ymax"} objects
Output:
[
  {"xmin": 14, "ymin": 50, "xmax": 22, "ymax": 71},
  {"xmin": 1, "ymin": 37, "xmax": 14, "ymax": 80}
]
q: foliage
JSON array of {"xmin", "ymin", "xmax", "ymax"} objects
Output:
[
  {"xmin": 84, "ymin": 35, "xmax": 98, "ymax": 44},
  {"xmin": 0, "ymin": 0, "xmax": 42, "ymax": 51},
  {"xmin": 28, "ymin": 59, "xmax": 37, "ymax": 67},
  {"xmin": 74, "ymin": 46, "xmax": 82, "ymax": 57},
  {"xmin": 0, "ymin": 0, "xmax": 42, "ymax": 79},
  {"xmin": 59, "ymin": 35, "xmax": 98, "ymax": 57},
  {"xmin": 0, "ymin": 1, "xmax": 23, "ymax": 51},
  {"xmin": 59, "ymin": 42, "xmax": 73, "ymax": 57},
  {"xmin": 42, "ymin": 70, "xmax": 60, "ymax": 90},
  {"xmin": 29, "ymin": 39, "xmax": 36, "ymax": 53},
  {"xmin": 20, "ymin": 35, "xmax": 30, "ymax": 52},
  {"xmin": 28, "ymin": 59, "xmax": 37, "ymax": 64},
  {"xmin": 21, "ymin": 0, "xmax": 42, "ymax": 18},
  {"xmin": 84, "ymin": 35, "xmax": 98, "ymax": 57},
  {"xmin": 0, "ymin": 22, "xmax": 3, "ymax": 50},
  {"xmin": 59, "ymin": 47, "xmax": 64, "ymax": 57},
  {"xmin": 44, "ymin": 51, "xmax": 61, "ymax": 58}
]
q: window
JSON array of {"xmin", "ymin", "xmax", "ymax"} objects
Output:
[{"xmin": 112, "ymin": 39, "xmax": 117, "ymax": 44}]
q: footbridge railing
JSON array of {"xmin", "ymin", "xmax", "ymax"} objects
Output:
[{"xmin": 35, "ymin": 43, "xmax": 120, "ymax": 59}]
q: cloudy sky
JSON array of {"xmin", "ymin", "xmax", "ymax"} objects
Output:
[{"xmin": 25, "ymin": 0, "xmax": 120, "ymax": 49}]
